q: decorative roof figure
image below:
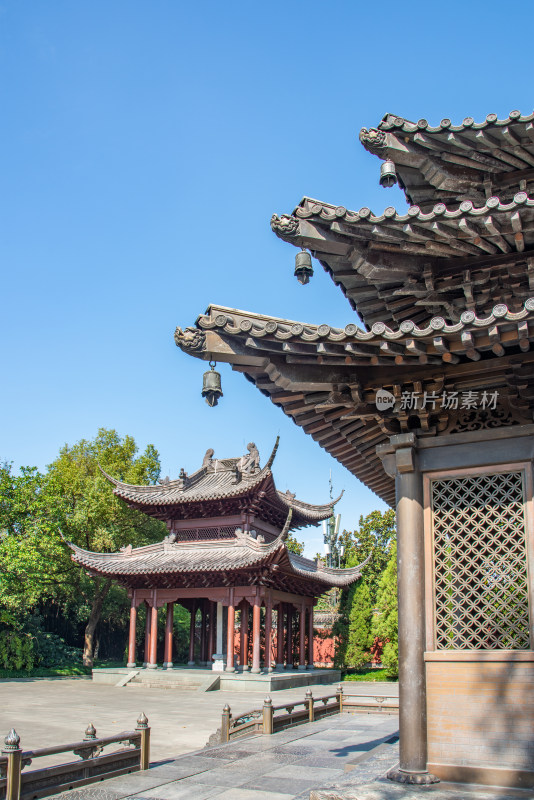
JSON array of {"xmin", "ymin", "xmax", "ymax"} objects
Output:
[{"xmin": 236, "ymin": 442, "xmax": 260, "ymax": 475}]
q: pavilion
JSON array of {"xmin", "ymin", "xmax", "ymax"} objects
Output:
[
  {"xmin": 69, "ymin": 440, "xmax": 366, "ymax": 678},
  {"xmin": 175, "ymin": 110, "xmax": 534, "ymax": 789}
]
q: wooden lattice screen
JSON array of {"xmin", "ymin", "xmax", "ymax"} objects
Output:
[
  {"xmin": 174, "ymin": 525, "xmax": 238, "ymax": 541},
  {"xmin": 431, "ymin": 470, "xmax": 530, "ymax": 650}
]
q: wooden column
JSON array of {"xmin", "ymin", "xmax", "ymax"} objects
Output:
[
  {"xmin": 148, "ymin": 603, "xmax": 158, "ymax": 669},
  {"xmin": 226, "ymin": 588, "xmax": 235, "ymax": 672},
  {"xmin": 200, "ymin": 601, "xmax": 207, "ymax": 665},
  {"xmin": 127, "ymin": 597, "xmax": 137, "ymax": 667},
  {"xmin": 286, "ymin": 604, "xmax": 293, "ymax": 669},
  {"xmin": 143, "ymin": 601, "xmax": 151, "ymax": 666},
  {"xmin": 308, "ymin": 603, "xmax": 314, "ymax": 669},
  {"xmin": 264, "ymin": 593, "xmax": 273, "ymax": 672},
  {"xmin": 163, "ymin": 602, "xmax": 174, "ymax": 669},
  {"xmin": 188, "ymin": 600, "xmax": 196, "ymax": 666},
  {"xmin": 276, "ymin": 603, "xmax": 284, "ymax": 670},
  {"xmin": 240, "ymin": 602, "xmax": 249, "ymax": 671},
  {"xmin": 251, "ymin": 587, "xmax": 261, "ymax": 674},
  {"xmin": 298, "ymin": 601, "xmax": 306, "ymax": 670},
  {"xmin": 385, "ymin": 435, "xmax": 437, "ymax": 785}
]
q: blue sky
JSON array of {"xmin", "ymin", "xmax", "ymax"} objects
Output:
[{"xmin": 2, "ymin": 2, "xmax": 533, "ymax": 555}]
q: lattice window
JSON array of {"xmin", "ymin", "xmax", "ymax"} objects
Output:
[
  {"xmin": 174, "ymin": 526, "xmax": 237, "ymax": 541},
  {"xmin": 431, "ymin": 470, "xmax": 530, "ymax": 650}
]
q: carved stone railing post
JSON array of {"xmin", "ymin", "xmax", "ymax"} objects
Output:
[
  {"xmin": 221, "ymin": 704, "xmax": 231, "ymax": 743},
  {"xmin": 136, "ymin": 712, "xmax": 150, "ymax": 770},
  {"xmin": 336, "ymin": 684, "xmax": 343, "ymax": 714},
  {"xmin": 262, "ymin": 697, "xmax": 273, "ymax": 735},
  {"xmin": 3, "ymin": 729, "xmax": 22, "ymax": 800},
  {"xmin": 306, "ymin": 689, "xmax": 314, "ymax": 722}
]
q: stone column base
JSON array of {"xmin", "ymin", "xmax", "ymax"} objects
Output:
[
  {"xmin": 387, "ymin": 765, "xmax": 440, "ymax": 785},
  {"xmin": 126, "ymin": 662, "xmax": 136, "ymax": 668},
  {"xmin": 211, "ymin": 654, "xmax": 226, "ymax": 671},
  {"xmin": 163, "ymin": 662, "xmax": 173, "ymax": 669},
  {"xmin": 146, "ymin": 663, "xmax": 157, "ymax": 670},
  {"xmin": 298, "ymin": 664, "xmax": 307, "ymax": 671},
  {"xmin": 187, "ymin": 660, "xmax": 196, "ymax": 667}
]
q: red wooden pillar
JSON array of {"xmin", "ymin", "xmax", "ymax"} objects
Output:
[
  {"xmin": 200, "ymin": 600, "xmax": 207, "ymax": 664},
  {"xmin": 276, "ymin": 603, "xmax": 284, "ymax": 669},
  {"xmin": 148, "ymin": 603, "xmax": 158, "ymax": 668},
  {"xmin": 240, "ymin": 602, "xmax": 249, "ymax": 671},
  {"xmin": 264, "ymin": 594, "xmax": 273, "ymax": 672},
  {"xmin": 308, "ymin": 603, "xmax": 314, "ymax": 669},
  {"xmin": 299, "ymin": 601, "xmax": 306, "ymax": 670},
  {"xmin": 251, "ymin": 587, "xmax": 261, "ymax": 674},
  {"xmin": 143, "ymin": 601, "xmax": 151, "ymax": 666},
  {"xmin": 163, "ymin": 602, "xmax": 174, "ymax": 668},
  {"xmin": 127, "ymin": 597, "xmax": 137, "ymax": 667},
  {"xmin": 286, "ymin": 605, "xmax": 293, "ymax": 669},
  {"xmin": 188, "ymin": 600, "xmax": 197, "ymax": 666},
  {"xmin": 226, "ymin": 588, "xmax": 235, "ymax": 672}
]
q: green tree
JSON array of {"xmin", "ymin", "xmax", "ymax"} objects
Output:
[
  {"xmin": 46, "ymin": 428, "xmax": 166, "ymax": 666},
  {"xmin": 0, "ymin": 463, "xmax": 68, "ymax": 611},
  {"xmin": 340, "ymin": 509, "xmax": 396, "ymax": 604},
  {"xmin": 333, "ymin": 510, "xmax": 396, "ymax": 667},
  {"xmin": 285, "ymin": 531, "xmax": 304, "ymax": 555},
  {"xmin": 0, "ymin": 430, "xmax": 166, "ymax": 669},
  {"xmin": 373, "ymin": 540, "xmax": 398, "ymax": 677},
  {"xmin": 345, "ymin": 579, "xmax": 373, "ymax": 667}
]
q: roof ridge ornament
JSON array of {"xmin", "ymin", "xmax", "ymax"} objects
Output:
[
  {"xmin": 236, "ymin": 442, "xmax": 260, "ymax": 476},
  {"xmin": 279, "ymin": 508, "xmax": 293, "ymax": 542},
  {"xmin": 265, "ymin": 436, "xmax": 280, "ymax": 470}
]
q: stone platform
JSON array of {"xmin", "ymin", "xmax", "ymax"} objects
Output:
[{"xmin": 92, "ymin": 665, "xmax": 341, "ymax": 692}]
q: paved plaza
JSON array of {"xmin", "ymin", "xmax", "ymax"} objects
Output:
[
  {"xmin": 53, "ymin": 710, "xmax": 400, "ymax": 800},
  {"xmin": 0, "ymin": 677, "xmax": 397, "ymax": 762},
  {"xmin": 2, "ymin": 678, "xmax": 528, "ymax": 800}
]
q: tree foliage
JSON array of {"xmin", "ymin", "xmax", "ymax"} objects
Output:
[
  {"xmin": 0, "ymin": 429, "xmax": 166, "ymax": 668},
  {"xmin": 285, "ymin": 531, "xmax": 304, "ymax": 555},
  {"xmin": 333, "ymin": 509, "xmax": 396, "ymax": 669},
  {"xmin": 345, "ymin": 579, "xmax": 373, "ymax": 668},
  {"xmin": 372, "ymin": 539, "xmax": 398, "ymax": 677}
]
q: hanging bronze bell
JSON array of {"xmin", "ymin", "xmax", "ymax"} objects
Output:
[
  {"xmin": 294, "ymin": 248, "xmax": 313, "ymax": 285},
  {"xmin": 379, "ymin": 159, "xmax": 397, "ymax": 188},
  {"xmin": 202, "ymin": 362, "xmax": 223, "ymax": 407}
]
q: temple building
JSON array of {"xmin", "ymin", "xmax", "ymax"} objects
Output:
[
  {"xmin": 69, "ymin": 440, "xmax": 366, "ymax": 679},
  {"xmin": 175, "ymin": 110, "xmax": 534, "ymax": 789}
]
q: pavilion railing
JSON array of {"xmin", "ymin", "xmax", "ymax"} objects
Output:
[
  {"xmin": 218, "ymin": 685, "xmax": 399, "ymax": 744},
  {"xmin": 0, "ymin": 713, "xmax": 150, "ymax": 800}
]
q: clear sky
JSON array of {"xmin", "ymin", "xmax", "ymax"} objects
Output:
[{"xmin": 2, "ymin": 1, "xmax": 533, "ymax": 556}]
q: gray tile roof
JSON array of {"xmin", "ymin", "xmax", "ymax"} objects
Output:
[
  {"xmin": 68, "ymin": 527, "xmax": 366, "ymax": 589},
  {"xmin": 100, "ymin": 447, "xmax": 339, "ymax": 527}
]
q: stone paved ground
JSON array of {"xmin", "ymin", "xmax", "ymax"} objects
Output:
[
  {"xmin": 0, "ymin": 677, "xmax": 397, "ymax": 763},
  {"xmin": 50, "ymin": 711, "xmax": 400, "ymax": 800}
]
